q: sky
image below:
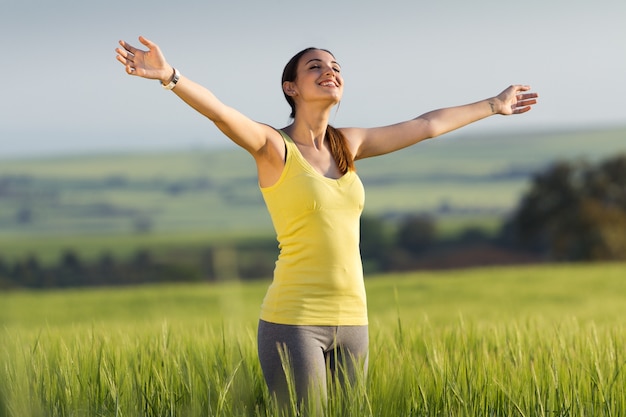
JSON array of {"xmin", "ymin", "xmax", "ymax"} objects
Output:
[{"xmin": 1, "ymin": 0, "xmax": 624, "ymax": 158}]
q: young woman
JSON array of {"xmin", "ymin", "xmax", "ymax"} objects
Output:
[{"xmin": 115, "ymin": 36, "xmax": 538, "ymax": 412}]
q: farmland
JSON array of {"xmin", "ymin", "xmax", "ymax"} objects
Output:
[
  {"xmin": 1, "ymin": 126, "xmax": 626, "ymax": 415},
  {"xmin": 1, "ymin": 126, "xmax": 625, "ymax": 265},
  {"xmin": 2, "ymin": 262, "xmax": 626, "ymax": 416}
]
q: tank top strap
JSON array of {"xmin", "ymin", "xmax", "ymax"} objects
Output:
[{"xmin": 278, "ymin": 129, "xmax": 297, "ymax": 161}]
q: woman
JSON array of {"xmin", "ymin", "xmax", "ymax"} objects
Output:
[{"xmin": 115, "ymin": 36, "xmax": 538, "ymax": 412}]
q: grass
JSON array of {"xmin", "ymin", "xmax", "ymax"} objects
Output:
[{"xmin": 1, "ymin": 262, "xmax": 626, "ymax": 416}]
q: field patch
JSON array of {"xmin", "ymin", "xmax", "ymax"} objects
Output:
[
  {"xmin": 1, "ymin": 127, "xmax": 624, "ymax": 240},
  {"xmin": 2, "ymin": 263, "xmax": 625, "ymax": 416}
]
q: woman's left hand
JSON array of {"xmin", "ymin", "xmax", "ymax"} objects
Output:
[{"xmin": 494, "ymin": 85, "xmax": 539, "ymax": 115}]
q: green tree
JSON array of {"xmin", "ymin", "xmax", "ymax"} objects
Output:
[
  {"xmin": 507, "ymin": 154, "xmax": 626, "ymax": 260},
  {"xmin": 396, "ymin": 214, "xmax": 436, "ymax": 255},
  {"xmin": 56, "ymin": 250, "xmax": 84, "ymax": 287},
  {"xmin": 360, "ymin": 215, "xmax": 392, "ymax": 272}
]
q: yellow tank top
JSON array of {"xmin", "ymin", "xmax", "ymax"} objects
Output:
[{"xmin": 259, "ymin": 130, "xmax": 367, "ymax": 325}]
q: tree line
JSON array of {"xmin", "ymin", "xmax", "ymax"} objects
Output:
[
  {"xmin": 504, "ymin": 154, "xmax": 626, "ymax": 260},
  {"xmin": 1, "ymin": 153, "xmax": 625, "ymax": 290}
]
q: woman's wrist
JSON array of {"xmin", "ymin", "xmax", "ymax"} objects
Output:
[
  {"xmin": 487, "ymin": 97, "xmax": 503, "ymax": 115},
  {"xmin": 160, "ymin": 66, "xmax": 175, "ymax": 85},
  {"xmin": 160, "ymin": 67, "xmax": 180, "ymax": 90}
]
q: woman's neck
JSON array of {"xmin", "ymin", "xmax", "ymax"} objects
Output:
[{"xmin": 285, "ymin": 110, "xmax": 331, "ymax": 149}]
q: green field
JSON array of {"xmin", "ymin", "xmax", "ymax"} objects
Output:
[
  {"xmin": 1, "ymin": 126, "xmax": 624, "ymax": 264},
  {"xmin": 1, "ymin": 127, "xmax": 624, "ymax": 238},
  {"xmin": 2, "ymin": 262, "xmax": 625, "ymax": 416}
]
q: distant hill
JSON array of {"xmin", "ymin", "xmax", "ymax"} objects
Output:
[{"xmin": 1, "ymin": 126, "xmax": 624, "ymax": 238}]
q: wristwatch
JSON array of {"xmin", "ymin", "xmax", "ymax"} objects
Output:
[{"xmin": 161, "ymin": 68, "xmax": 180, "ymax": 90}]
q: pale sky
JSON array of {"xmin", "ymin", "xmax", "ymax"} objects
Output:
[{"xmin": 1, "ymin": 0, "xmax": 624, "ymax": 158}]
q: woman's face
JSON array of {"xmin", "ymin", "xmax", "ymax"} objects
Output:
[{"xmin": 289, "ymin": 49, "xmax": 344, "ymax": 107}]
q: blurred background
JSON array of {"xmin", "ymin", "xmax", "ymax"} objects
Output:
[{"xmin": 1, "ymin": 0, "xmax": 625, "ymax": 289}]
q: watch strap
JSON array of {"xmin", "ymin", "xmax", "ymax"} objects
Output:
[{"xmin": 162, "ymin": 68, "xmax": 180, "ymax": 90}]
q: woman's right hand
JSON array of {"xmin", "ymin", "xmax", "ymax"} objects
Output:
[{"xmin": 115, "ymin": 36, "xmax": 173, "ymax": 84}]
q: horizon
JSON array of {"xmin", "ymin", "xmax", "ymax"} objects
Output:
[{"xmin": 1, "ymin": 123, "xmax": 624, "ymax": 164}]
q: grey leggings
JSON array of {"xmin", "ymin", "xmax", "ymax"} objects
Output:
[{"xmin": 257, "ymin": 320, "xmax": 369, "ymax": 411}]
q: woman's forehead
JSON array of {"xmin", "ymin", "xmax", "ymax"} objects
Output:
[{"xmin": 301, "ymin": 49, "xmax": 339, "ymax": 65}]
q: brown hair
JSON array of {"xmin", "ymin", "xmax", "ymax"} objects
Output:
[{"xmin": 281, "ymin": 47, "xmax": 355, "ymax": 174}]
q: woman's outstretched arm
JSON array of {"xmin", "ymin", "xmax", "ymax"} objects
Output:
[
  {"xmin": 115, "ymin": 36, "xmax": 277, "ymax": 155},
  {"xmin": 345, "ymin": 85, "xmax": 538, "ymax": 160}
]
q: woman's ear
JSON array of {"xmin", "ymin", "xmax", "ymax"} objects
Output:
[{"xmin": 282, "ymin": 81, "xmax": 297, "ymax": 96}]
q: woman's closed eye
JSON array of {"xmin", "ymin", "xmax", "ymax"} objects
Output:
[{"xmin": 309, "ymin": 65, "xmax": 341, "ymax": 73}]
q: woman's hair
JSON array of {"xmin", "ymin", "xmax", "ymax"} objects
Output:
[{"xmin": 282, "ymin": 47, "xmax": 355, "ymax": 174}]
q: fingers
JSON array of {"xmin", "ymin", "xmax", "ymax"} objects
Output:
[
  {"xmin": 516, "ymin": 93, "xmax": 538, "ymax": 104},
  {"xmin": 514, "ymin": 105, "xmax": 533, "ymax": 114},
  {"xmin": 115, "ymin": 43, "xmax": 136, "ymax": 74},
  {"xmin": 513, "ymin": 92, "xmax": 538, "ymax": 114},
  {"xmin": 139, "ymin": 36, "xmax": 162, "ymax": 56},
  {"xmin": 116, "ymin": 55, "xmax": 135, "ymax": 75},
  {"xmin": 117, "ymin": 39, "xmax": 137, "ymax": 55},
  {"xmin": 116, "ymin": 41, "xmax": 134, "ymax": 64},
  {"xmin": 516, "ymin": 91, "xmax": 538, "ymax": 102},
  {"xmin": 138, "ymin": 35, "xmax": 153, "ymax": 48},
  {"xmin": 116, "ymin": 45, "xmax": 133, "ymax": 62},
  {"xmin": 517, "ymin": 99, "xmax": 538, "ymax": 108},
  {"xmin": 117, "ymin": 37, "xmax": 150, "ymax": 60},
  {"xmin": 116, "ymin": 38, "xmax": 149, "ymax": 76}
]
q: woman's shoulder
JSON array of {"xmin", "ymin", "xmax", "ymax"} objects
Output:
[{"xmin": 337, "ymin": 127, "xmax": 367, "ymax": 158}]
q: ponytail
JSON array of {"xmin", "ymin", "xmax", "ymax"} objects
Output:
[{"xmin": 326, "ymin": 125, "xmax": 355, "ymax": 174}]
